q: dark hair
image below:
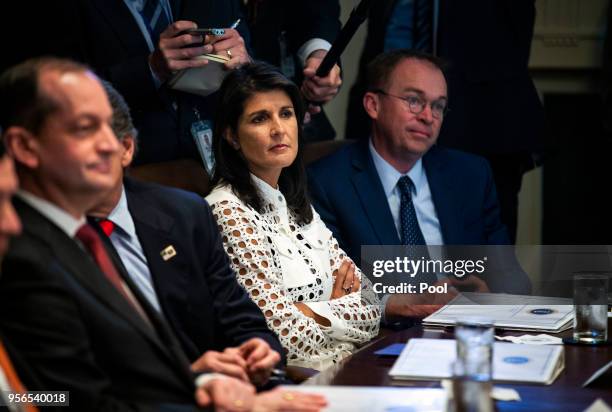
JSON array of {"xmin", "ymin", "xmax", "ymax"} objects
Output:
[
  {"xmin": 210, "ymin": 61, "xmax": 312, "ymax": 224},
  {"xmin": 0, "ymin": 138, "xmax": 5, "ymax": 158},
  {"xmin": 366, "ymin": 49, "xmax": 448, "ymax": 92},
  {"xmin": 0, "ymin": 57, "xmax": 89, "ymax": 134},
  {"xmin": 100, "ymin": 79, "xmax": 139, "ymax": 156}
]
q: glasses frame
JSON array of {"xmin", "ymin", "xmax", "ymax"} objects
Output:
[{"xmin": 373, "ymin": 89, "xmax": 449, "ymax": 119}]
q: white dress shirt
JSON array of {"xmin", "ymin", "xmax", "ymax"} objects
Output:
[
  {"xmin": 105, "ymin": 187, "xmax": 163, "ymax": 313},
  {"xmin": 16, "ymin": 190, "xmax": 85, "ymax": 237}
]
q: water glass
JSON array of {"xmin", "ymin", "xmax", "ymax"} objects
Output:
[
  {"xmin": 573, "ymin": 273, "xmax": 609, "ymax": 344},
  {"xmin": 455, "ymin": 317, "xmax": 494, "ymax": 382},
  {"xmin": 450, "ymin": 361, "xmax": 494, "ymax": 412}
]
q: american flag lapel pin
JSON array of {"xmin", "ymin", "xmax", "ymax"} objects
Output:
[{"xmin": 160, "ymin": 245, "xmax": 177, "ymax": 261}]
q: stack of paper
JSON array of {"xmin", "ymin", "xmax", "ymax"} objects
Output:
[
  {"xmin": 423, "ymin": 293, "xmax": 574, "ymax": 333},
  {"xmin": 284, "ymin": 386, "xmax": 448, "ymax": 412},
  {"xmin": 168, "ymin": 54, "xmax": 230, "ymax": 97},
  {"xmin": 389, "ymin": 338, "xmax": 565, "ymax": 385}
]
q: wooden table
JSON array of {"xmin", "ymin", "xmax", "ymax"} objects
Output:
[{"xmin": 303, "ymin": 321, "xmax": 612, "ymax": 411}]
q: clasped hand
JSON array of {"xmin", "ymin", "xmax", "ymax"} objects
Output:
[{"xmin": 191, "ymin": 338, "xmax": 280, "ymax": 386}]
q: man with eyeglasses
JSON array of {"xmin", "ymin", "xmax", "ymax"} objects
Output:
[{"xmin": 308, "ymin": 50, "xmax": 529, "ymax": 321}]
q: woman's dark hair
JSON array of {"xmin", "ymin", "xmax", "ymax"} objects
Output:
[{"xmin": 210, "ymin": 61, "xmax": 312, "ymax": 224}]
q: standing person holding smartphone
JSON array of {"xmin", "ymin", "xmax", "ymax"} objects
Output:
[{"xmin": 2, "ymin": 0, "xmax": 251, "ymax": 168}]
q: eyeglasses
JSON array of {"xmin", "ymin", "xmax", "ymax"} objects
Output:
[{"xmin": 374, "ymin": 90, "xmax": 449, "ymax": 119}]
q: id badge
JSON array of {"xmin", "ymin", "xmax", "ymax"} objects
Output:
[{"xmin": 191, "ymin": 120, "xmax": 215, "ymax": 176}]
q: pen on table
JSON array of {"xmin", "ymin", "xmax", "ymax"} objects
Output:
[{"xmin": 230, "ymin": 18, "xmax": 241, "ymax": 29}]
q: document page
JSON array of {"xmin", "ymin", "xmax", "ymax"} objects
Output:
[
  {"xmin": 389, "ymin": 339, "xmax": 564, "ymax": 384},
  {"xmin": 423, "ymin": 293, "xmax": 573, "ymax": 332}
]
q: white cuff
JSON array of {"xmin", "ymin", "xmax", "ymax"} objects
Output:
[
  {"xmin": 297, "ymin": 38, "xmax": 332, "ymax": 67},
  {"xmin": 304, "ymin": 300, "xmax": 348, "ymax": 339},
  {"xmin": 195, "ymin": 372, "xmax": 229, "ymax": 387}
]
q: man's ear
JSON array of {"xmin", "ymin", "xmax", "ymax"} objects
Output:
[
  {"xmin": 4, "ymin": 126, "xmax": 40, "ymax": 169},
  {"xmin": 224, "ymin": 128, "xmax": 240, "ymax": 150},
  {"xmin": 120, "ymin": 135, "xmax": 136, "ymax": 168},
  {"xmin": 363, "ymin": 91, "xmax": 380, "ymax": 120}
]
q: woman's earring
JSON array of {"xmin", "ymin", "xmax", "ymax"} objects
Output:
[{"xmin": 232, "ymin": 140, "xmax": 240, "ymax": 149}]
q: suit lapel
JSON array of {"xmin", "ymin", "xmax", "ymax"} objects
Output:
[
  {"xmin": 14, "ymin": 199, "xmax": 193, "ymax": 381},
  {"xmin": 15, "ymin": 200, "xmax": 161, "ymax": 341},
  {"xmin": 350, "ymin": 141, "xmax": 401, "ymax": 245},
  {"xmin": 423, "ymin": 147, "xmax": 467, "ymax": 244}
]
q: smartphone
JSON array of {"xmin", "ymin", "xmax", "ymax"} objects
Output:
[{"xmin": 183, "ymin": 28, "xmax": 225, "ymax": 36}]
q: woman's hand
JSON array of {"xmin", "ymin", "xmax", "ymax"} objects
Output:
[{"xmin": 331, "ymin": 260, "xmax": 360, "ymax": 299}]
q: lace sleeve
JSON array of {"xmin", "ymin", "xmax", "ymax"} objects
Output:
[
  {"xmin": 303, "ymin": 213, "xmax": 381, "ymax": 341},
  {"xmin": 210, "ymin": 199, "xmax": 359, "ymax": 367}
]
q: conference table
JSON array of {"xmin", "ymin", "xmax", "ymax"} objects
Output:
[{"xmin": 301, "ymin": 319, "xmax": 612, "ymax": 411}]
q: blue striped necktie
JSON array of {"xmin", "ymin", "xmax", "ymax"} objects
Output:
[
  {"xmin": 398, "ymin": 176, "xmax": 437, "ymax": 286},
  {"xmin": 140, "ymin": 0, "xmax": 171, "ymax": 45},
  {"xmin": 398, "ymin": 175, "xmax": 426, "ymax": 246},
  {"xmin": 413, "ymin": 0, "xmax": 433, "ymax": 52}
]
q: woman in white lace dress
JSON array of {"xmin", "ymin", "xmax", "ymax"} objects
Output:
[{"xmin": 205, "ymin": 62, "xmax": 381, "ymax": 370}]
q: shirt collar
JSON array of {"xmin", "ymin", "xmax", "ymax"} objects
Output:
[
  {"xmin": 369, "ymin": 138, "xmax": 425, "ymax": 196},
  {"xmin": 16, "ymin": 190, "xmax": 86, "ymax": 237},
  {"xmin": 107, "ymin": 186, "xmax": 137, "ymax": 239},
  {"xmin": 251, "ymin": 173, "xmax": 286, "ymax": 210}
]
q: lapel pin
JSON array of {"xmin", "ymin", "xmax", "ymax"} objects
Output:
[{"xmin": 160, "ymin": 245, "xmax": 177, "ymax": 261}]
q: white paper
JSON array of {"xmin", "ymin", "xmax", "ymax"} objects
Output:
[
  {"xmin": 423, "ymin": 293, "xmax": 574, "ymax": 332},
  {"xmin": 440, "ymin": 380, "xmax": 521, "ymax": 401},
  {"xmin": 168, "ymin": 55, "xmax": 229, "ymax": 97},
  {"xmin": 389, "ymin": 338, "xmax": 564, "ymax": 384},
  {"xmin": 284, "ymin": 386, "xmax": 448, "ymax": 412},
  {"xmin": 495, "ymin": 334, "xmax": 563, "ymax": 345}
]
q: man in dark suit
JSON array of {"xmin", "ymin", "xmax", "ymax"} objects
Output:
[
  {"xmin": 2, "ymin": 0, "xmax": 250, "ymax": 166},
  {"xmin": 309, "ymin": 50, "xmax": 531, "ymax": 318},
  {"xmin": 345, "ymin": 0, "xmax": 544, "ymax": 242},
  {"xmin": 0, "ymin": 57, "xmax": 259, "ymax": 411},
  {"xmin": 88, "ymin": 81, "xmax": 284, "ymax": 386}
]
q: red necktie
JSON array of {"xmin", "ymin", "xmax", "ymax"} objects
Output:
[
  {"xmin": 75, "ymin": 224, "xmax": 150, "ymax": 324},
  {"xmin": 98, "ymin": 219, "xmax": 115, "ymax": 237},
  {"xmin": 0, "ymin": 340, "xmax": 39, "ymax": 412}
]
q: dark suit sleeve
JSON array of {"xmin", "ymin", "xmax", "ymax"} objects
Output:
[
  {"xmin": 198, "ymin": 202, "xmax": 286, "ymax": 362},
  {"xmin": 307, "ymin": 168, "xmax": 348, "ymax": 252},
  {"xmin": 285, "ymin": 0, "xmax": 341, "ymax": 54},
  {"xmin": 0, "ymin": 256, "xmax": 192, "ymax": 412}
]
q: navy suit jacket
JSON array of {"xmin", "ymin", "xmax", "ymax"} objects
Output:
[
  {"xmin": 123, "ymin": 178, "xmax": 284, "ymax": 363},
  {"xmin": 0, "ymin": 198, "xmax": 202, "ymax": 411},
  {"xmin": 308, "ymin": 141, "xmax": 531, "ymax": 294}
]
